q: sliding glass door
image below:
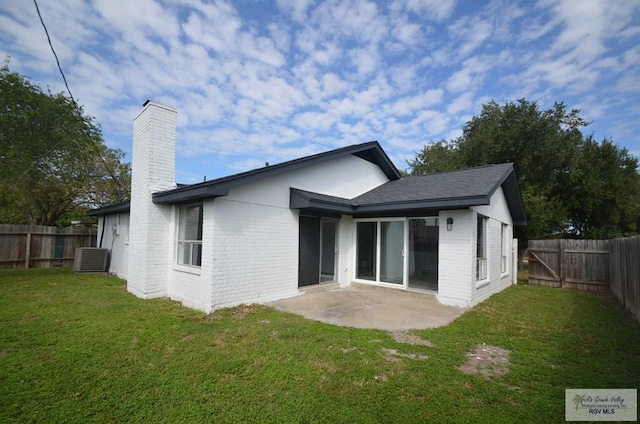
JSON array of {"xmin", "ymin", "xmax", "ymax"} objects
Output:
[
  {"xmin": 356, "ymin": 220, "xmax": 405, "ymax": 285},
  {"xmin": 408, "ymin": 218, "xmax": 439, "ymax": 291},
  {"xmin": 356, "ymin": 222, "xmax": 376, "ymax": 281},
  {"xmin": 380, "ymin": 221, "xmax": 404, "ymax": 284}
]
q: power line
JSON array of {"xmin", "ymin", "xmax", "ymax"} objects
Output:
[
  {"xmin": 32, "ymin": 0, "xmax": 127, "ymax": 199},
  {"xmin": 33, "ymin": 0, "xmax": 74, "ymax": 104}
]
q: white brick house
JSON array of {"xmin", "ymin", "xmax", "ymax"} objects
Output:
[{"xmin": 89, "ymin": 101, "xmax": 527, "ymax": 312}]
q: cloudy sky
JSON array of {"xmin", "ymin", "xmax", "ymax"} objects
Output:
[{"xmin": 1, "ymin": 0, "xmax": 639, "ymax": 183}]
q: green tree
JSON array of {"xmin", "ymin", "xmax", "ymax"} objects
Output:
[
  {"xmin": 0, "ymin": 63, "xmax": 130, "ymax": 226},
  {"xmin": 566, "ymin": 137, "xmax": 639, "ymax": 238},
  {"xmin": 407, "ymin": 139, "xmax": 463, "ymax": 174},
  {"xmin": 409, "ymin": 98, "xmax": 640, "ymax": 258}
]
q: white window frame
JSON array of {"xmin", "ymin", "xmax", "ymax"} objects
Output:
[
  {"xmin": 177, "ymin": 203, "xmax": 203, "ymax": 268},
  {"xmin": 476, "ymin": 214, "xmax": 488, "ymax": 281}
]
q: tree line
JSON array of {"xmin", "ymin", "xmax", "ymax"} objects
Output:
[
  {"xmin": 0, "ymin": 63, "xmax": 130, "ymax": 226},
  {"xmin": 408, "ymin": 99, "xmax": 640, "ymax": 249}
]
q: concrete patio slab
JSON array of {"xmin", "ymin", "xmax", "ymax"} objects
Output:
[{"xmin": 268, "ymin": 283, "xmax": 467, "ymax": 330}]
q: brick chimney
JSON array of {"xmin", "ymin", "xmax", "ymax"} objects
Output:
[{"xmin": 128, "ymin": 100, "xmax": 177, "ymax": 298}]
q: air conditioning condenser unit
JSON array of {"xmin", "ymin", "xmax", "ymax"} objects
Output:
[{"xmin": 74, "ymin": 247, "xmax": 109, "ymax": 272}]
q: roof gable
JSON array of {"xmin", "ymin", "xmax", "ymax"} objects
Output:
[{"xmin": 152, "ymin": 141, "xmax": 400, "ymax": 204}]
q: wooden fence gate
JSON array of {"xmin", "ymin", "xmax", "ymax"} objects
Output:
[{"xmin": 528, "ymin": 239, "xmax": 609, "ymax": 292}]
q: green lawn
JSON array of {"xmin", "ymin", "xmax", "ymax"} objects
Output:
[{"xmin": 1, "ymin": 268, "xmax": 638, "ymax": 423}]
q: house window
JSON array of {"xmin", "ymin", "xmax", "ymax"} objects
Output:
[
  {"xmin": 501, "ymin": 223, "xmax": 508, "ymax": 274},
  {"xmin": 177, "ymin": 204, "xmax": 203, "ymax": 267},
  {"xmin": 476, "ymin": 215, "xmax": 488, "ymax": 280}
]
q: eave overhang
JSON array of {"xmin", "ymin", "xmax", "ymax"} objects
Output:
[
  {"xmin": 290, "ymin": 188, "xmax": 493, "ymax": 217},
  {"xmin": 86, "ymin": 201, "xmax": 131, "ymax": 216},
  {"xmin": 153, "ymin": 185, "xmax": 228, "ymax": 204}
]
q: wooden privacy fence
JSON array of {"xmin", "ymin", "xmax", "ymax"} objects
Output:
[
  {"xmin": 528, "ymin": 239, "xmax": 609, "ymax": 292},
  {"xmin": 608, "ymin": 236, "xmax": 640, "ymax": 322},
  {"xmin": 0, "ymin": 225, "xmax": 96, "ymax": 269},
  {"xmin": 529, "ymin": 237, "xmax": 640, "ymax": 322}
]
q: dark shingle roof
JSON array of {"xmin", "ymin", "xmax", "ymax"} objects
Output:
[
  {"xmin": 353, "ymin": 163, "xmax": 513, "ymax": 206},
  {"xmin": 290, "ymin": 163, "xmax": 527, "ymax": 225}
]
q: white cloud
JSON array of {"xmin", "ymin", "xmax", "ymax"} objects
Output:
[
  {"xmin": 446, "ymin": 69, "xmax": 472, "ymax": 93},
  {"xmin": 523, "ymin": 53, "xmax": 600, "ymax": 92},
  {"xmin": 387, "ymin": 63, "xmax": 419, "ymax": 92},
  {"xmin": 1, "ymin": 0, "xmax": 638, "ymax": 181},
  {"xmin": 446, "ymin": 54, "xmax": 495, "ymax": 93},
  {"xmin": 391, "ymin": 20, "xmax": 422, "ymax": 47},
  {"xmin": 447, "ymin": 92, "xmax": 474, "ymax": 115},
  {"xmin": 321, "ymin": 72, "xmax": 350, "ymax": 98},
  {"xmin": 448, "ymin": 15, "xmax": 493, "ymax": 59},
  {"xmin": 390, "ymin": 0, "xmax": 457, "ymax": 22},
  {"xmin": 276, "ymin": 0, "xmax": 316, "ymax": 23},
  {"xmin": 543, "ymin": 0, "xmax": 638, "ymax": 60},
  {"xmin": 389, "ymin": 89, "xmax": 444, "ymax": 116},
  {"xmin": 94, "ymin": 0, "xmax": 181, "ymax": 48},
  {"xmin": 348, "ymin": 45, "xmax": 380, "ymax": 76},
  {"xmin": 410, "ymin": 109, "xmax": 451, "ymax": 136},
  {"xmin": 292, "ymin": 111, "xmax": 334, "ymax": 132},
  {"xmin": 310, "ymin": 0, "xmax": 385, "ymax": 44},
  {"xmin": 489, "ymin": 1, "xmax": 527, "ymax": 42}
]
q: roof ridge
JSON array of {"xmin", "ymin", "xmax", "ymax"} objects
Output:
[
  {"xmin": 165, "ymin": 141, "xmax": 384, "ymax": 192},
  {"xmin": 409, "ymin": 162, "xmax": 513, "ymax": 178}
]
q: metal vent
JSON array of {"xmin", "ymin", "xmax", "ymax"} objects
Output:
[{"xmin": 73, "ymin": 247, "xmax": 109, "ymax": 272}]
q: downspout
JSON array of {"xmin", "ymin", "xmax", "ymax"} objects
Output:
[
  {"xmin": 107, "ymin": 222, "xmax": 115, "ymax": 272},
  {"xmin": 98, "ymin": 216, "xmax": 105, "ymax": 248}
]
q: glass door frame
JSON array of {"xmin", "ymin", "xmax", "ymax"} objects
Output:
[
  {"xmin": 408, "ymin": 217, "xmax": 439, "ymax": 291},
  {"xmin": 320, "ymin": 218, "xmax": 338, "ymax": 282},
  {"xmin": 353, "ymin": 217, "xmax": 409, "ymax": 288}
]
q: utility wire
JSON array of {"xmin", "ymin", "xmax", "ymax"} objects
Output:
[
  {"xmin": 33, "ymin": 0, "xmax": 74, "ymax": 103},
  {"xmin": 32, "ymin": 0, "xmax": 127, "ymax": 198}
]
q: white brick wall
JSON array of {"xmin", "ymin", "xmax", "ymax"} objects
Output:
[
  {"xmin": 229, "ymin": 154, "xmax": 389, "ymax": 207},
  {"xmin": 437, "ymin": 209, "xmax": 474, "ymax": 307},
  {"xmin": 128, "ymin": 102, "xmax": 177, "ymax": 299},
  {"xmin": 470, "ymin": 188, "xmax": 514, "ymax": 305},
  {"xmin": 473, "ymin": 187, "xmax": 512, "ymax": 224},
  {"xmin": 166, "ymin": 201, "xmax": 214, "ymax": 312},
  {"xmin": 471, "ymin": 217, "xmax": 512, "ymax": 304},
  {"xmin": 209, "ymin": 198, "xmax": 300, "ymax": 309}
]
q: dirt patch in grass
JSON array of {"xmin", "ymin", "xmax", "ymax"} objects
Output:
[
  {"xmin": 234, "ymin": 305, "xmax": 256, "ymax": 318},
  {"xmin": 382, "ymin": 348, "xmax": 428, "ymax": 362},
  {"xmin": 388, "ymin": 330, "xmax": 435, "ymax": 346},
  {"xmin": 459, "ymin": 344, "xmax": 510, "ymax": 378}
]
